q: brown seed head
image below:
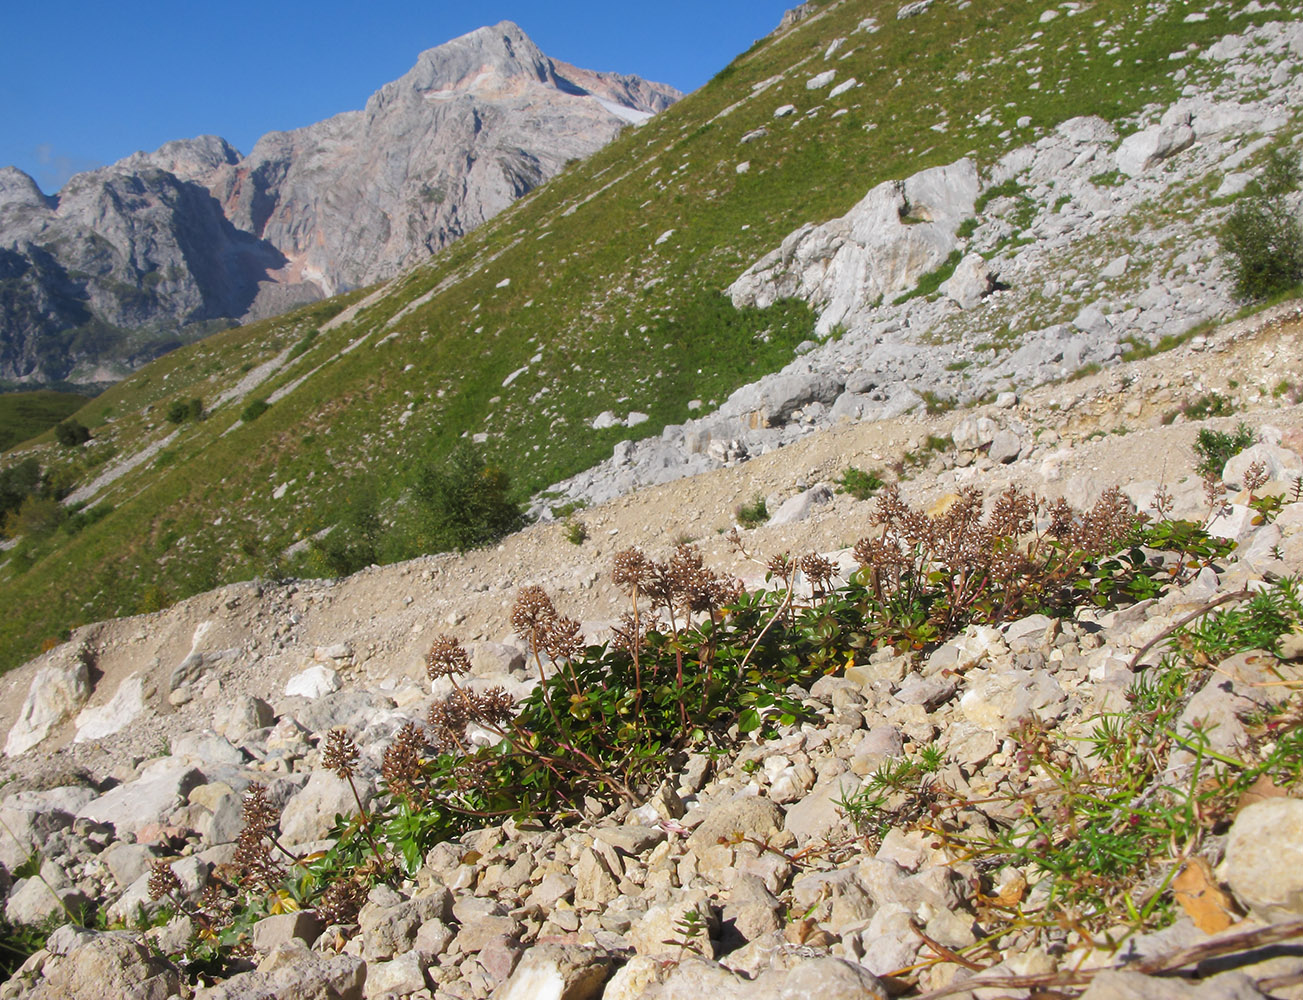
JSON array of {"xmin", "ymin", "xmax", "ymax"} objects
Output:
[
  {"xmin": 322, "ymin": 727, "xmax": 360, "ymax": 779},
  {"xmin": 511, "ymin": 585, "xmax": 557, "ymax": 642},
  {"xmin": 542, "ymin": 616, "xmax": 586, "ymax": 662},
  {"xmin": 799, "ymin": 553, "xmax": 835, "ymax": 591},
  {"xmin": 467, "ymin": 686, "xmax": 516, "ymax": 728},
  {"xmin": 425, "ymin": 634, "xmax": 471, "ymax": 682},
  {"xmin": 381, "ymin": 723, "xmax": 426, "ymax": 796},
  {"xmin": 147, "ymin": 860, "xmax": 183, "ymax": 901},
  {"xmin": 612, "ymin": 547, "xmax": 651, "ymax": 593},
  {"xmin": 316, "ymin": 877, "xmax": 369, "ymax": 927},
  {"xmin": 1244, "ymin": 460, "xmax": 1269, "ymax": 495}
]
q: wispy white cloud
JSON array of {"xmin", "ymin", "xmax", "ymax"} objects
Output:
[{"xmin": 32, "ymin": 143, "xmax": 102, "ymax": 192}]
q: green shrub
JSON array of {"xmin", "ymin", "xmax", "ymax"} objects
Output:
[
  {"xmin": 1193, "ymin": 422, "xmax": 1256, "ymax": 479},
  {"xmin": 0, "ymin": 459, "xmax": 42, "ymax": 534},
  {"xmin": 311, "ymin": 487, "xmax": 385, "ymax": 577},
  {"xmin": 184, "ymin": 486, "xmax": 1247, "ymax": 963},
  {"xmin": 1220, "ymin": 148, "xmax": 1303, "ymax": 301},
  {"xmin": 240, "ymin": 399, "xmax": 270, "ymax": 423},
  {"xmin": 3, "ymin": 495, "xmax": 65, "ymax": 539},
  {"xmin": 53, "ymin": 420, "xmax": 90, "ymax": 447},
  {"xmin": 835, "ymin": 466, "xmax": 884, "ymax": 500},
  {"xmin": 166, "ymin": 398, "xmax": 204, "ymax": 424},
  {"xmin": 735, "ymin": 495, "xmax": 769, "ymax": 528},
  {"xmin": 563, "ymin": 519, "xmax": 587, "ymax": 545},
  {"xmin": 412, "ymin": 443, "xmax": 525, "ymax": 553},
  {"xmin": 920, "ymin": 390, "xmax": 956, "ymax": 415}
]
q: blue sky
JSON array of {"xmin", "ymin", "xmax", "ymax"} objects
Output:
[{"xmin": 0, "ymin": 1, "xmax": 796, "ymax": 193}]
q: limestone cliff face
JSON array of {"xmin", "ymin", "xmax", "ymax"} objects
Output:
[
  {"xmin": 0, "ymin": 22, "xmax": 679, "ymax": 383},
  {"xmin": 208, "ymin": 22, "xmax": 678, "ymax": 296},
  {"xmin": 0, "ymin": 155, "xmax": 286, "ymax": 383}
]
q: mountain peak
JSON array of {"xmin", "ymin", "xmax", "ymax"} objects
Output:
[
  {"xmin": 0, "ymin": 166, "xmax": 51, "ymax": 209},
  {"xmin": 369, "ymin": 20, "xmax": 558, "ymax": 110},
  {"xmin": 118, "ymin": 135, "xmax": 242, "ymax": 186}
]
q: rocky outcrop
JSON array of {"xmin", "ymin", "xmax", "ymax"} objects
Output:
[
  {"xmin": 728, "ymin": 158, "xmax": 978, "ymax": 337},
  {"xmin": 0, "ymin": 22, "xmax": 679, "ymax": 384},
  {"xmin": 539, "ymin": 13, "xmax": 1303, "ymax": 516}
]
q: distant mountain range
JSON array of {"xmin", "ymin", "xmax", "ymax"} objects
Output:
[{"xmin": 0, "ymin": 22, "xmax": 679, "ymax": 386}]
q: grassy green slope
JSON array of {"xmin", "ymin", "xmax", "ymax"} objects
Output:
[
  {"xmin": 0, "ymin": 0, "xmax": 1292, "ymax": 672},
  {"xmin": 0, "ymin": 392, "xmax": 92, "ymax": 453}
]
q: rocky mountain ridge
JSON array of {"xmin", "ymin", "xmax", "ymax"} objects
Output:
[{"xmin": 0, "ymin": 21, "xmax": 679, "ymax": 385}]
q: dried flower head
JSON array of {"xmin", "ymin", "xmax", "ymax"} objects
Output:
[
  {"xmin": 381, "ymin": 723, "xmax": 426, "ymax": 797},
  {"xmin": 611, "ymin": 609, "xmax": 665, "ymax": 657},
  {"xmin": 1071, "ymin": 486, "xmax": 1139, "ymax": 554},
  {"xmin": 240, "ymin": 783, "xmax": 279, "ymax": 838},
  {"xmin": 1149, "ymin": 485, "xmax": 1175, "ymax": 521},
  {"xmin": 1244, "ymin": 460, "xmax": 1270, "ymax": 495},
  {"xmin": 541, "ymin": 616, "xmax": 586, "ymax": 662},
  {"xmin": 612, "ymin": 547, "xmax": 651, "ymax": 593},
  {"xmin": 147, "ymin": 860, "xmax": 183, "ymax": 901},
  {"xmin": 511, "ymin": 585, "xmax": 558, "ymax": 643},
  {"xmin": 427, "ymin": 696, "xmax": 472, "ymax": 753},
  {"xmin": 767, "ymin": 551, "xmax": 794, "ymax": 582},
  {"xmin": 316, "ymin": 876, "xmax": 369, "ymax": 927},
  {"xmin": 234, "ymin": 785, "xmax": 285, "ymax": 892},
  {"xmin": 426, "ymin": 634, "xmax": 471, "ymax": 682},
  {"xmin": 800, "ymin": 553, "xmax": 835, "ymax": 593},
  {"xmin": 466, "ymin": 686, "xmax": 516, "ymax": 729},
  {"xmin": 322, "ymin": 727, "xmax": 360, "ymax": 779},
  {"xmin": 1203, "ymin": 474, "xmax": 1230, "ymax": 517}
]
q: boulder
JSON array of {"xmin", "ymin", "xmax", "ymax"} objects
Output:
[
  {"xmin": 364, "ymin": 952, "xmax": 427, "ymax": 998},
  {"xmin": 753, "ymin": 956, "xmax": 889, "ymax": 999},
  {"xmin": 76, "ymin": 760, "xmax": 204, "ymax": 838},
  {"xmin": 940, "ymin": 253, "xmax": 994, "ymax": 309},
  {"xmin": 498, "ymin": 943, "xmax": 613, "ymax": 1000},
  {"xmin": 988, "ymin": 429, "xmax": 1023, "ymax": 464},
  {"xmin": 628, "ymin": 889, "xmax": 717, "ymax": 959},
  {"xmin": 951, "ymin": 416, "xmax": 998, "ymax": 453},
  {"xmin": 1222, "ymin": 799, "xmax": 1303, "ymax": 919},
  {"xmin": 5, "ymin": 657, "xmax": 91, "ymax": 757},
  {"xmin": 6, "ymin": 874, "xmax": 91, "ymax": 927},
  {"xmin": 1223, "ymin": 442, "xmax": 1301, "ymax": 486},
  {"xmin": 279, "ymin": 770, "xmax": 375, "ymax": 846},
  {"xmin": 468, "ymin": 641, "xmax": 526, "ymax": 677},
  {"xmin": 784, "ymin": 772, "xmax": 861, "ymax": 845},
  {"xmin": 688, "ymin": 796, "xmax": 786, "ymax": 853},
  {"xmin": 0, "ymin": 786, "xmax": 98, "ymax": 869},
  {"xmin": 217, "ymin": 696, "xmax": 276, "ymax": 739},
  {"xmin": 769, "ymin": 485, "xmax": 834, "ymax": 526},
  {"xmin": 193, "ymin": 939, "xmax": 365, "ymax": 1000},
  {"xmin": 28, "ymin": 932, "xmax": 181, "ymax": 1000},
  {"xmin": 1115, "ymin": 124, "xmax": 1195, "ymax": 176},
  {"xmin": 73, "ymin": 674, "xmax": 146, "ymax": 743},
  {"xmin": 959, "ymin": 668, "xmax": 1066, "ymax": 736},
  {"xmin": 252, "ymin": 912, "xmax": 323, "ymax": 953},
  {"xmin": 284, "ymin": 665, "xmax": 341, "ymax": 699},
  {"xmin": 721, "ymin": 371, "xmax": 844, "ymax": 426}
]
